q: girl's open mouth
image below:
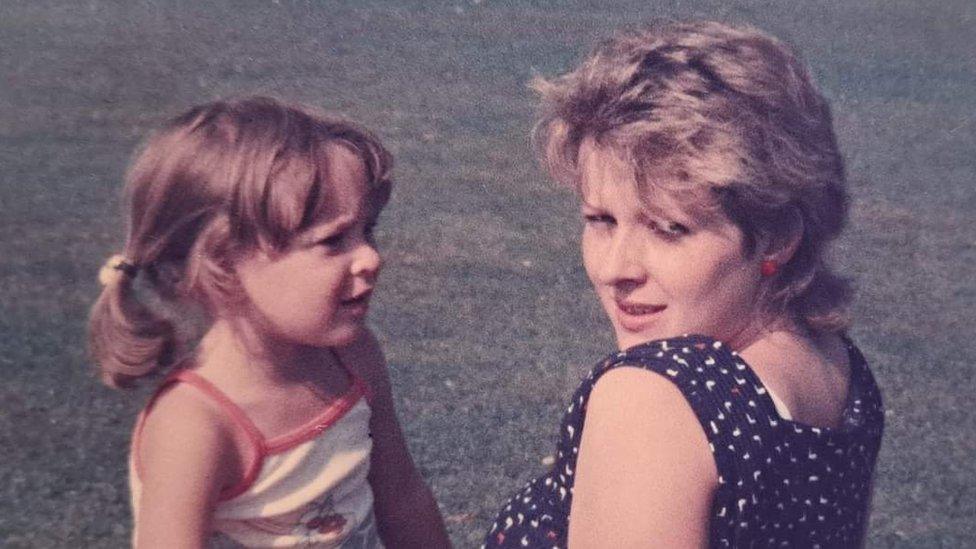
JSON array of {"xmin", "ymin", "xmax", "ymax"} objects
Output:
[{"xmin": 341, "ymin": 290, "xmax": 372, "ymax": 315}]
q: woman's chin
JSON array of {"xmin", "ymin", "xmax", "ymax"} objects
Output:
[
  {"xmin": 610, "ymin": 307, "xmax": 671, "ymax": 350},
  {"xmin": 614, "ymin": 330, "xmax": 659, "ymax": 351},
  {"xmin": 613, "ymin": 324, "xmax": 696, "ymax": 351}
]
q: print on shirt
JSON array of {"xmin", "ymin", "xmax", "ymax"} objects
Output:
[
  {"xmin": 238, "ymin": 493, "xmax": 352, "ymax": 544},
  {"xmin": 483, "ymin": 334, "xmax": 884, "ymax": 549}
]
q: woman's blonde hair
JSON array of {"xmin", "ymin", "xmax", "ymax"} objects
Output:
[
  {"xmin": 89, "ymin": 97, "xmax": 392, "ymax": 387},
  {"xmin": 533, "ymin": 20, "xmax": 852, "ymax": 332}
]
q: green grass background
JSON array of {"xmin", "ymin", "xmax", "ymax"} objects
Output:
[{"xmin": 1, "ymin": 0, "xmax": 973, "ymax": 546}]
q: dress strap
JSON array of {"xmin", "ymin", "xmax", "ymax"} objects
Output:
[
  {"xmin": 130, "ymin": 369, "xmax": 267, "ymax": 501},
  {"xmin": 170, "ymin": 369, "xmax": 268, "ymax": 451}
]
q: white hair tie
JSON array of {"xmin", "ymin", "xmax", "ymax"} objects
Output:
[{"xmin": 98, "ymin": 254, "xmax": 139, "ymax": 286}]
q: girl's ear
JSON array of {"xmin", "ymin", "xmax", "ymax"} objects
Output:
[
  {"xmin": 184, "ymin": 216, "xmax": 247, "ymax": 313},
  {"xmin": 761, "ymin": 207, "xmax": 804, "ymax": 265}
]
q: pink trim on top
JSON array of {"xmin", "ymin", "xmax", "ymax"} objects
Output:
[
  {"xmin": 169, "ymin": 370, "xmax": 268, "ymax": 500},
  {"xmin": 264, "ymin": 376, "xmax": 366, "ymax": 453},
  {"xmin": 358, "ymin": 373, "xmax": 376, "ymax": 406},
  {"xmin": 131, "ymin": 356, "xmax": 370, "ymax": 502},
  {"xmin": 330, "ymin": 347, "xmax": 376, "ymax": 406},
  {"xmin": 130, "ymin": 369, "xmax": 267, "ymax": 501}
]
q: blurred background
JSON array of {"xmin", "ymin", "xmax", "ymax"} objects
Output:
[{"xmin": 1, "ymin": 1, "xmax": 973, "ymax": 546}]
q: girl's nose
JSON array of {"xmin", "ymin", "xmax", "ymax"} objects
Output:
[{"xmin": 351, "ymin": 242, "xmax": 382, "ymax": 279}]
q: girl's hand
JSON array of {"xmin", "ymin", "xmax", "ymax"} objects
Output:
[
  {"xmin": 133, "ymin": 384, "xmax": 242, "ymax": 548},
  {"xmin": 568, "ymin": 367, "xmax": 717, "ymax": 548},
  {"xmin": 336, "ymin": 329, "xmax": 451, "ymax": 548}
]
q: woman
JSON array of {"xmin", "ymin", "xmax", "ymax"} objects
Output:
[{"xmin": 485, "ymin": 21, "xmax": 883, "ymax": 548}]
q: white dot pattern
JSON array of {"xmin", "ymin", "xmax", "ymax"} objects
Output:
[{"xmin": 484, "ymin": 335, "xmax": 884, "ymax": 548}]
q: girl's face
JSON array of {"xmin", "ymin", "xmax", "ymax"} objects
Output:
[
  {"xmin": 234, "ymin": 147, "xmax": 381, "ymax": 349},
  {"xmin": 578, "ymin": 141, "xmax": 765, "ymax": 351}
]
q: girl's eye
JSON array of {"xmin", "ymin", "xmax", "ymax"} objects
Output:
[
  {"xmin": 364, "ymin": 223, "xmax": 377, "ymax": 241},
  {"xmin": 317, "ymin": 233, "xmax": 345, "ymax": 248},
  {"xmin": 584, "ymin": 214, "xmax": 615, "ymax": 226}
]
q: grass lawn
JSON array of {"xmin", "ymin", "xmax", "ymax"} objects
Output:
[{"xmin": 1, "ymin": 1, "xmax": 973, "ymax": 546}]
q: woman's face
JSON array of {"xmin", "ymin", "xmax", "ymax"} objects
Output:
[{"xmin": 579, "ymin": 141, "xmax": 765, "ymax": 351}]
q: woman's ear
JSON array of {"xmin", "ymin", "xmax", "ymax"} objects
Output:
[{"xmin": 761, "ymin": 207, "xmax": 804, "ymax": 266}]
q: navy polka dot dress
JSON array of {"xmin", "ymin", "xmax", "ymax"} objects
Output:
[{"xmin": 484, "ymin": 334, "xmax": 884, "ymax": 548}]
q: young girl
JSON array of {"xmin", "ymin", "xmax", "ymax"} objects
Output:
[{"xmin": 90, "ymin": 97, "xmax": 450, "ymax": 548}]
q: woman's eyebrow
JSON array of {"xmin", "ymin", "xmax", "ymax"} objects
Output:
[{"xmin": 638, "ymin": 199, "xmax": 691, "ymax": 222}]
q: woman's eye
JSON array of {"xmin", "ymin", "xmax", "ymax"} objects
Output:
[
  {"xmin": 364, "ymin": 223, "xmax": 377, "ymax": 241},
  {"xmin": 658, "ymin": 221, "xmax": 690, "ymax": 237}
]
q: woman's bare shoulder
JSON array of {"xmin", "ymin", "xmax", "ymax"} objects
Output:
[
  {"xmin": 586, "ymin": 365, "xmax": 710, "ymax": 439},
  {"xmin": 570, "ymin": 365, "xmax": 717, "ymax": 546}
]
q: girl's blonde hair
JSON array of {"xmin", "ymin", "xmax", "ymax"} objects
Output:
[
  {"xmin": 533, "ymin": 21, "xmax": 852, "ymax": 333},
  {"xmin": 89, "ymin": 97, "xmax": 392, "ymax": 387}
]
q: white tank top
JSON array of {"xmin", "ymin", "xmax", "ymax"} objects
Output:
[{"xmin": 129, "ymin": 368, "xmax": 384, "ymax": 548}]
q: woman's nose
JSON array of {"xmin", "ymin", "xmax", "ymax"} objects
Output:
[{"xmin": 602, "ymin": 228, "xmax": 646, "ymax": 285}]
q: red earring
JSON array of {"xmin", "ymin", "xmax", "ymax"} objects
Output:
[{"xmin": 760, "ymin": 260, "xmax": 779, "ymax": 277}]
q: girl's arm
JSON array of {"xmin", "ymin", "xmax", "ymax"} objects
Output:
[
  {"xmin": 133, "ymin": 386, "xmax": 240, "ymax": 549},
  {"xmin": 337, "ymin": 329, "xmax": 451, "ymax": 548},
  {"xmin": 568, "ymin": 367, "xmax": 717, "ymax": 548}
]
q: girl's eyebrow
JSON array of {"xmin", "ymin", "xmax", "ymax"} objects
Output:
[{"xmin": 297, "ymin": 214, "xmax": 357, "ymax": 244}]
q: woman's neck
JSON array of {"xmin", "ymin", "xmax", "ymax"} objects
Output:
[
  {"xmin": 732, "ymin": 312, "xmax": 843, "ymax": 372},
  {"xmin": 727, "ymin": 312, "xmax": 811, "ymax": 355}
]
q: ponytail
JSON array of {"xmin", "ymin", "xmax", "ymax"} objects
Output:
[{"xmin": 88, "ymin": 257, "xmax": 176, "ymax": 388}]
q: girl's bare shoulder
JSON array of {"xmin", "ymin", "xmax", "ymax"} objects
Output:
[{"xmin": 136, "ymin": 379, "xmax": 242, "ymax": 489}]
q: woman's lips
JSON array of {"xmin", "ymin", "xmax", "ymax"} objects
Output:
[{"xmin": 614, "ymin": 300, "xmax": 666, "ymax": 331}]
